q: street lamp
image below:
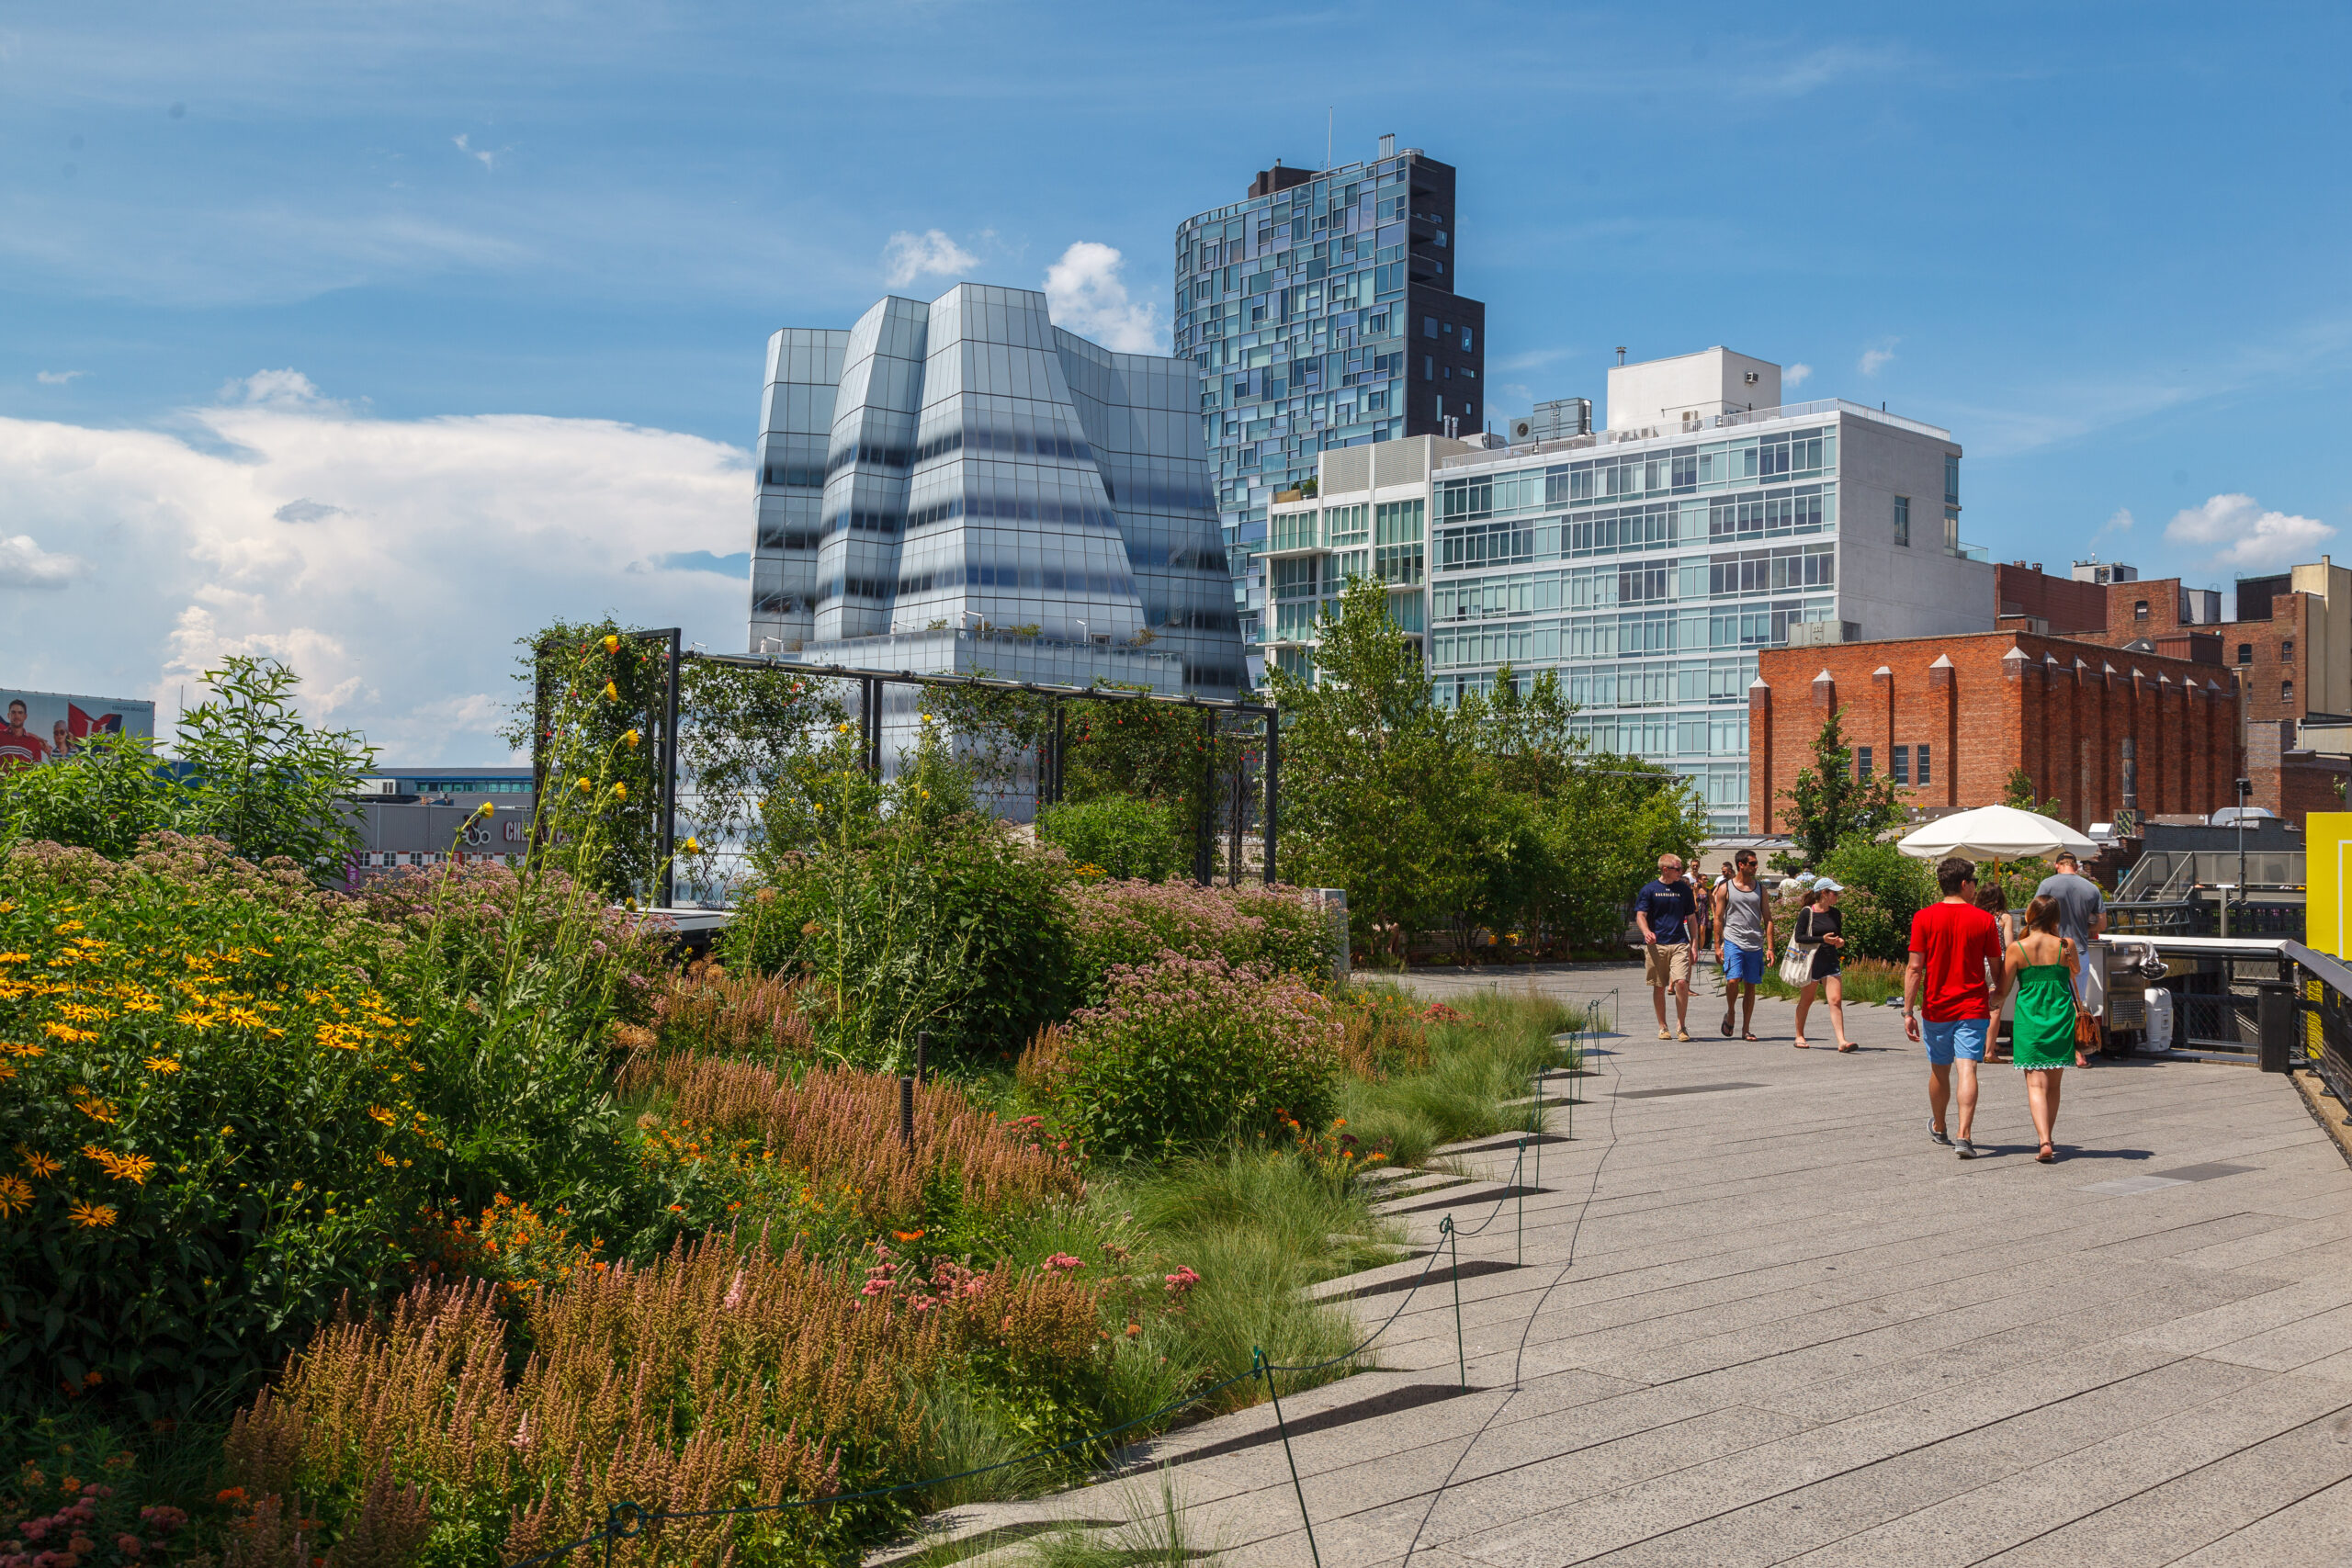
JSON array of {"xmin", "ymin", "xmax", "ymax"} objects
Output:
[{"xmin": 2234, "ymin": 776, "xmax": 2252, "ymax": 934}]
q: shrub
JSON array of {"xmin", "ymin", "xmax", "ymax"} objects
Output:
[
  {"xmin": 1064, "ymin": 881, "xmax": 1333, "ymax": 1005},
  {"xmin": 1035, "ymin": 797, "xmax": 1182, "ymax": 883},
  {"xmin": 1820, "ymin": 838, "xmax": 1939, "ymax": 963},
  {"xmin": 1046, "ymin": 956, "xmax": 1341, "ymax": 1161},
  {"xmin": 0, "ymin": 836, "xmax": 431, "ymax": 1417},
  {"xmin": 728, "ymin": 725, "xmax": 1075, "ymax": 1066}
]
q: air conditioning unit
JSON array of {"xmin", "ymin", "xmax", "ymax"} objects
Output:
[{"xmin": 1510, "ymin": 418, "xmax": 1534, "ymax": 441}]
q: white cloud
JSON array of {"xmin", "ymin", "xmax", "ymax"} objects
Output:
[
  {"xmin": 1858, "ymin": 340, "xmax": 1898, "ymax": 377},
  {"xmin": 452, "ymin": 132, "xmax": 496, "ymax": 173},
  {"xmin": 0, "ymin": 382, "xmax": 752, "ymax": 761},
  {"xmin": 881, "ymin": 228, "xmax": 979, "ymax": 289},
  {"xmin": 1043, "ymin": 241, "xmax": 1163, "ymax": 355},
  {"xmin": 2164, "ymin": 492, "xmax": 2334, "ymax": 571},
  {"xmin": 1783, "ymin": 363, "xmax": 1813, "ymax": 389},
  {"xmin": 2094, "ymin": 506, "xmax": 2133, "ymax": 541},
  {"xmin": 35, "ymin": 369, "xmax": 85, "ymax": 386},
  {"xmin": 0, "ymin": 535, "xmax": 88, "ymax": 588}
]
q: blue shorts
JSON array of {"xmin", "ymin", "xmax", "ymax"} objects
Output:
[
  {"xmin": 1921, "ymin": 1017, "xmax": 1989, "ymax": 1066},
  {"xmin": 1723, "ymin": 945, "xmax": 1766, "ymax": 985}
]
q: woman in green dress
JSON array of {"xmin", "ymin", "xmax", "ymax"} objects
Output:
[{"xmin": 2004, "ymin": 894, "xmax": 2081, "ymax": 1163}]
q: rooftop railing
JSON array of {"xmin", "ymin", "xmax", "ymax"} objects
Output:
[{"xmin": 1437, "ymin": 397, "xmax": 1954, "ymax": 472}]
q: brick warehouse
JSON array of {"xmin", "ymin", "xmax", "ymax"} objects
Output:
[{"xmin": 1749, "ymin": 631, "xmax": 2239, "ymax": 834}]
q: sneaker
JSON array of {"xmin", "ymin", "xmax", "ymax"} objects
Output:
[
  {"xmin": 1658, "ymin": 1028, "xmax": 1671, "ymax": 1040},
  {"xmin": 1676, "ymin": 1029, "xmax": 1692, "ymax": 1042},
  {"xmin": 1954, "ymin": 1139, "xmax": 1978, "ymax": 1160},
  {"xmin": 1928, "ymin": 1121, "xmax": 1953, "ymax": 1147}
]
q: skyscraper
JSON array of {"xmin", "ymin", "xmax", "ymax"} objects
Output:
[
  {"xmin": 746, "ymin": 283, "xmax": 1245, "ymax": 702},
  {"xmin": 1173, "ymin": 137, "xmax": 1487, "ymax": 671}
]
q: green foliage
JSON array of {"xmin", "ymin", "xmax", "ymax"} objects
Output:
[
  {"xmin": 503, "ymin": 620, "xmax": 669, "ymax": 899},
  {"xmin": 1780, "ymin": 705, "xmax": 1908, "ymax": 870},
  {"xmin": 0, "ymin": 659, "xmax": 373, "ymax": 884},
  {"xmin": 2003, "ymin": 765, "xmax": 2064, "ymax": 818},
  {"xmin": 0, "ymin": 730, "xmax": 175, "ymax": 859},
  {"xmin": 1049, "ymin": 957, "xmax": 1340, "ymax": 1162},
  {"xmin": 0, "ymin": 837, "xmax": 428, "ymax": 1417},
  {"xmin": 730, "ymin": 721, "xmax": 1073, "ymax": 1066},
  {"xmin": 1334, "ymin": 986, "xmax": 1580, "ymax": 1168},
  {"xmin": 1035, "ymin": 795, "xmax": 1182, "ymax": 882},
  {"xmin": 171, "ymin": 657, "xmax": 377, "ymax": 878},
  {"xmin": 1266, "ymin": 578, "xmax": 1480, "ymax": 963},
  {"xmin": 1063, "ymin": 878, "xmax": 1336, "ymax": 1005},
  {"xmin": 1816, "ymin": 837, "xmax": 1939, "ymax": 962},
  {"xmin": 1271, "ymin": 592, "xmax": 1706, "ymax": 962}
]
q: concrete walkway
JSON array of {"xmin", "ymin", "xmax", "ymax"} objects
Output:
[{"xmin": 1035, "ymin": 963, "xmax": 2352, "ymax": 1566}]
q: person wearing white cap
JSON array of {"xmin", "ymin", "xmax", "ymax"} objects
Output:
[{"xmin": 1792, "ymin": 878, "xmax": 1855, "ymax": 1052}]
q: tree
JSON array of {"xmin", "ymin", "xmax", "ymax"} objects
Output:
[
  {"xmin": 1780, "ymin": 705, "xmax": 1906, "ymax": 868},
  {"xmin": 2002, "ymin": 765, "xmax": 2064, "ymax": 819},
  {"xmin": 1264, "ymin": 577, "xmax": 1476, "ymax": 964}
]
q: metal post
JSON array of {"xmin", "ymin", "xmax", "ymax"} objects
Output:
[
  {"xmin": 1194, "ymin": 705, "xmax": 1216, "ymax": 886},
  {"xmin": 1050, "ymin": 699, "xmax": 1066, "ymax": 807},
  {"xmin": 1444, "ymin": 1217, "xmax": 1466, "ymax": 1390},
  {"xmin": 916, "ymin": 1030, "xmax": 930, "ymax": 1083},
  {"xmin": 1228, "ymin": 740, "xmax": 1246, "ymax": 886},
  {"xmin": 658, "ymin": 628, "xmax": 681, "ymax": 908},
  {"xmin": 899, "ymin": 1074, "xmax": 915, "ymax": 1147},
  {"xmin": 864, "ymin": 678, "xmax": 883, "ymax": 779},
  {"xmin": 1262, "ymin": 707, "xmax": 1280, "ymax": 886},
  {"xmin": 1254, "ymin": 1348, "xmax": 1324, "ymax": 1568},
  {"xmin": 529, "ymin": 640, "xmax": 553, "ymax": 863}
]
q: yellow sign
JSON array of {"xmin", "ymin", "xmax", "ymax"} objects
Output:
[{"xmin": 2304, "ymin": 811, "xmax": 2352, "ymax": 959}]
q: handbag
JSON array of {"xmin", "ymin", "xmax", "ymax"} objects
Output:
[{"xmin": 1778, "ymin": 910, "xmax": 1816, "ymax": 987}]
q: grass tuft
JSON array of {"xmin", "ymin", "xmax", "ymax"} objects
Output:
[{"xmin": 1336, "ymin": 987, "xmax": 1582, "ymax": 1168}]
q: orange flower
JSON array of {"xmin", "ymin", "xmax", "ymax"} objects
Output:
[
  {"xmin": 0, "ymin": 1176, "xmax": 33, "ymax": 1217},
  {"xmin": 144, "ymin": 1056, "xmax": 180, "ymax": 1073},
  {"xmin": 18, "ymin": 1148, "xmax": 62, "ymax": 1179},
  {"xmin": 892, "ymin": 1229, "xmax": 927, "ymax": 1243},
  {"xmin": 69, "ymin": 1200, "xmax": 118, "ymax": 1229}
]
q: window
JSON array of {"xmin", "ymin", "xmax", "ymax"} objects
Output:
[
  {"xmin": 2134, "ymin": 600, "xmax": 2149, "ymax": 621},
  {"xmin": 1944, "ymin": 454, "xmax": 1960, "ymax": 508},
  {"xmin": 1893, "ymin": 496, "xmax": 1910, "ymax": 547},
  {"xmin": 2283, "ymin": 638, "xmax": 2295, "ymax": 660},
  {"xmin": 1917, "ymin": 743, "xmax": 1931, "ymax": 786},
  {"xmin": 1892, "ymin": 745, "xmax": 1911, "ymax": 784},
  {"xmin": 1423, "ymin": 315, "xmax": 1438, "ymax": 338},
  {"xmin": 1856, "ymin": 746, "xmax": 1873, "ymax": 781},
  {"xmin": 2283, "ymin": 680, "xmax": 2295, "ymax": 705},
  {"xmin": 1462, "ymin": 328, "xmax": 1474, "ymax": 352},
  {"xmin": 1423, "ymin": 355, "xmax": 1434, "ymax": 380},
  {"xmin": 2238, "ymin": 643, "xmax": 2253, "ymax": 664}
]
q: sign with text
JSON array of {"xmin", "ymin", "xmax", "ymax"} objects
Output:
[{"xmin": 0, "ymin": 689, "xmax": 157, "ymax": 772}]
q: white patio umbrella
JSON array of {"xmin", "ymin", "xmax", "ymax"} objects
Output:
[{"xmin": 1896, "ymin": 804, "xmax": 2098, "ymax": 863}]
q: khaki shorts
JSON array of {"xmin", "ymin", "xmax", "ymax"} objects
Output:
[{"xmin": 1645, "ymin": 943, "xmax": 1693, "ymax": 988}]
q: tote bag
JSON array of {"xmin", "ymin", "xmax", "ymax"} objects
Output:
[{"xmin": 1778, "ymin": 911, "xmax": 1816, "ymax": 987}]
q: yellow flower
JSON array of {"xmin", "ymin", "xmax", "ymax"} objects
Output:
[
  {"xmin": 73, "ymin": 1097, "xmax": 118, "ymax": 1124},
  {"xmin": 0, "ymin": 1176, "xmax": 31, "ymax": 1217},
  {"xmin": 601, "ymin": 682, "xmax": 619, "ymax": 703},
  {"xmin": 622, "ymin": 728, "xmax": 640, "ymax": 749},
  {"xmin": 69, "ymin": 1200, "xmax": 118, "ymax": 1229},
  {"xmin": 225, "ymin": 1007, "xmax": 265, "ymax": 1029},
  {"xmin": 368, "ymin": 1106, "xmax": 398, "ymax": 1127},
  {"xmin": 41, "ymin": 1022, "xmax": 96, "ymax": 1043},
  {"xmin": 143, "ymin": 1056, "xmax": 180, "ymax": 1074},
  {"xmin": 18, "ymin": 1148, "xmax": 62, "ymax": 1179},
  {"xmin": 602, "ymin": 634, "xmax": 622, "ymax": 653},
  {"xmin": 681, "ymin": 836, "xmax": 700, "ymax": 854},
  {"xmin": 812, "ymin": 802, "xmax": 824, "ymax": 813},
  {"xmin": 0, "ymin": 953, "xmax": 26, "ymax": 964},
  {"xmin": 611, "ymin": 782, "xmax": 628, "ymax": 801},
  {"xmin": 470, "ymin": 802, "xmax": 493, "ymax": 822},
  {"xmin": 575, "ymin": 777, "xmax": 592, "ymax": 794},
  {"xmin": 836, "ymin": 722, "xmax": 851, "ymax": 734}
]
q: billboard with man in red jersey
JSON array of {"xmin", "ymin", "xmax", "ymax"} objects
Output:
[{"xmin": 0, "ymin": 689, "xmax": 157, "ymax": 772}]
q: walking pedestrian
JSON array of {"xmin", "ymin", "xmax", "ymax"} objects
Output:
[
  {"xmin": 1976, "ymin": 882, "xmax": 2016, "ymax": 1056},
  {"xmin": 1792, "ymin": 878, "xmax": 1855, "ymax": 1052},
  {"xmin": 1635, "ymin": 853, "xmax": 1700, "ymax": 1041},
  {"xmin": 1903, "ymin": 856, "xmax": 2007, "ymax": 1159},
  {"xmin": 2005, "ymin": 894, "xmax": 2081, "ymax": 1163},
  {"xmin": 2034, "ymin": 852, "xmax": 2107, "ymax": 1066},
  {"xmin": 1713, "ymin": 850, "xmax": 1776, "ymax": 1041}
]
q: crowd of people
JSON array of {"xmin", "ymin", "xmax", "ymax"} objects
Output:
[{"xmin": 1635, "ymin": 848, "xmax": 2109, "ymax": 1163}]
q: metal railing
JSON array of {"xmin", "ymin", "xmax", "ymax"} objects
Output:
[{"xmin": 2282, "ymin": 942, "xmax": 2352, "ymax": 1111}]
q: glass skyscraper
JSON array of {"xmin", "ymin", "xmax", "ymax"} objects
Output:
[
  {"xmin": 746, "ymin": 282, "xmax": 1245, "ymax": 700},
  {"xmin": 1173, "ymin": 138, "xmax": 1486, "ymax": 673}
]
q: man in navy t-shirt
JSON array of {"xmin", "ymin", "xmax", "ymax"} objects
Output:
[{"xmin": 1635, "ymin": 854, "xmax": 1699, "ymax": 1041}]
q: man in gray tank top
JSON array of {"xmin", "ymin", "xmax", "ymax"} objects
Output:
[{"xmin": 1713, "ymin": 849, "xmax": 1777, "ymax": 1039}]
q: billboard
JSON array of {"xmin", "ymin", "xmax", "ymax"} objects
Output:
[{"xmin": 0, "ymin": 688, "xmax": 157, "ymax": 773}]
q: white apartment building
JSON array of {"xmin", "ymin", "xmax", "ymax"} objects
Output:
[{"xmin": 1263, "ymin": 347, "xmax": 1994, "ymax": 830}]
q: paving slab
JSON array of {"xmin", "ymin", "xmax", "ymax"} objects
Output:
[{"xmin": 880, "ymin": 967, "xmax": 2352, "ymax": 1565}]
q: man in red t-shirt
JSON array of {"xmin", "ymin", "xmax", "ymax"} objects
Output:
[
  {"xmin": 0, "ymin": 700, "xmax": 50, "ymax": 773},
  {"xmin": 1904, "ymin": 855, "xmax": 2007, "ymax": 1159}
]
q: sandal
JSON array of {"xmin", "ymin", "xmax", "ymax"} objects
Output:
[
  {"xmin": 2036, "ymin": 1143, "xmax": 2056, "ymax": 1164},
  {"xmin": 1792, "ymin": 1039, "xmax": 1809, "ymax": 1049},
  {"xmin": 1743, "ymin": 1032, "xmax": 1758, "ymax": 1042},
  {"xmin": 1720, "ymin": 1016, "xmax": 1735, "ymax": 1038},
  {"xmin": 1836, "ymin": 1043, "xmax": 1857, "ymax": 1053}
]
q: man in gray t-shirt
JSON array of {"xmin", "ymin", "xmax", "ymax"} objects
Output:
[{"xmin": 2034, "ymin": 853, "xmax": 2107, "ymax": 1047}]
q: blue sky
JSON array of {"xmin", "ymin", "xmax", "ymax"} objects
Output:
[{"xmin": 6, "ymin": 2, "xmax": 2350, "ymax": 758}]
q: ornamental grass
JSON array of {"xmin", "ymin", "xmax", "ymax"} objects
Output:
[
  {"xmin": 618, "ymin": 1052, "xmax": 1079, "ymax": 1236},
  {"xmin": 245, "ymin": 1231, "xmax": 1101, "ymax": 1568}
]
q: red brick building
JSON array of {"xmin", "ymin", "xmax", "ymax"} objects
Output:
[{"xmin": 1750, "ymin": 631, "xmax": 2239, "ymax": 834}]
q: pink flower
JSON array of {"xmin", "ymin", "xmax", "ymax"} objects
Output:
[
  {"xmin": 1163, "ymin": 1265, "xmax": 1201, "ymax": 1296},
  {"xmin": 1044, "ymin": 1252, "xmax": 1083, "ymax": 1272},
  {"xmin": 860, "ymin": 1278, "xmax": 892, "ymax": 1296},
  {"xmin": 116, "ymin": 1536, "xmax": 142, "ymax": 1556}
]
